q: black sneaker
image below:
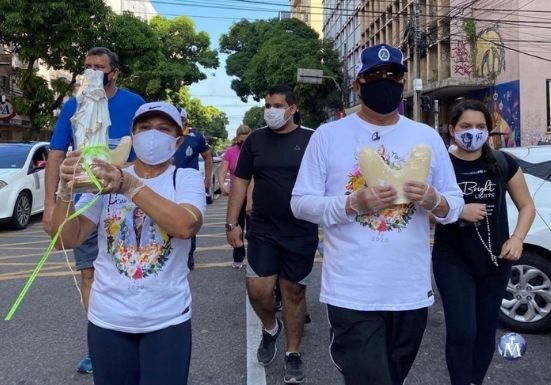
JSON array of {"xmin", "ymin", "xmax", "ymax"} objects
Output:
[
  {"xmin": 304, "ymin": 313, "xmax": 311, "ymax": 324},
  {"xmin": 257, "ymin": 318, "xmax": 283, "ymax": 365},
  {"xmin": 284, "ymin": 352, "xmax": 305, "ymax": 384}
]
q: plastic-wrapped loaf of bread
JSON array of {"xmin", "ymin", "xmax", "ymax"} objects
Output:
[
  {"xmin": 109, "ymin": 136, "xmax": 132, "ymax": 166},
  {"xmin": 358, "ymin": 144, "xmax": 431, "ymax": 204}
]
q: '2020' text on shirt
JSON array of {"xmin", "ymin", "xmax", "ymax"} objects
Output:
[
  {"xmin": 76, "ymin": 166, "xmax": 206, "ymax": 333},
  {"xmin": 291, "ymin": 113, "xmax": 464, "ymax": 311}
]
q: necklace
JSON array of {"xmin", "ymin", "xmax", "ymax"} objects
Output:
[{"xmin": 474, "ymin": 216, "xmax": 499, "ymax": 266}]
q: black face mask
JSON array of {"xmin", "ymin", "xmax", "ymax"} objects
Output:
[
  {"xmin": 359, "ymin": 78, "xmax": 404, "ymax": 114},
  {"xmin": 103, "ymin": 71, "xmax": 112, "ymax": 87}
]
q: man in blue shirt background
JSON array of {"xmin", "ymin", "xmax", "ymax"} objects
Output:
[
  {"xmin": 43, "ymin": 47, "xmax": 144, "ymax": 374},
  {"xmin": 173, "ymin": 108, "xmax": 213, "ymax": 269}
]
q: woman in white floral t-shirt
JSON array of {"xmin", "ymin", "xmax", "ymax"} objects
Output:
[{"xmin": 51, "ymin": 101, "xmax": 206, "ymax": 385}]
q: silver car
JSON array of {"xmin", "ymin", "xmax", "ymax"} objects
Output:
[{"xmin": 500, "ymin": 145, "xmax": 551, "ymax": 333}]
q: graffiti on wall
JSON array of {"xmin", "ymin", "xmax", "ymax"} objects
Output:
[
  {"xmin": 451, "ymin": 40, "xmax": 472, "ymax": 76},
  {"xmin": 470, "ymin": 80, "xmax": 520, "ymax": 148},
  {"xmin": 452, "ymin": 25, "xmax": 506, "ymax": 78},
  {"xmin": 476, "ymin": 27, "xmax": 506, "ymax": 77}
]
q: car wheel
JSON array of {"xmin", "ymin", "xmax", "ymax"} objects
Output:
[
  {"xmin": 499, "ymin": 250, "xmax": 551, "ymax": 333},
  {"xmin": 10, "ymin": 192, "xmax": 32, "ymax": 230}
]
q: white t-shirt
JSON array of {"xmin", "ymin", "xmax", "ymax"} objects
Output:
[
  {"xmin": 76, "ymin": 165, "xmax": 206, "ymax": 333},
  {"xmin": 291, "ymin": 114, "xmax": 464, "ymax": 311}
]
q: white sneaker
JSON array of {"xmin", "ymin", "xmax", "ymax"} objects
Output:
[{"xmin": 232, "ymin": 261, "xmax": 243, "ymax": 269}]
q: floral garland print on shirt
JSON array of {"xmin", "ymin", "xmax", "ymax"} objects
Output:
[
  {"xmin": 345, "ymin": 145, "xmax": 415, "ymax": 232},
  {"xmin": 104, "ymin": 202, "xmax": 172, "ymax": 280}
]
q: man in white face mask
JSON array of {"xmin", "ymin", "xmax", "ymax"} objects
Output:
[{"xmin": 226, "ymin": 85, "xmax": 318, "ymax": 384}]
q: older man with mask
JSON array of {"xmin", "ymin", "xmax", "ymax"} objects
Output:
[
  {"xmin": 226, "ymin": 84, "xmax": 317, "ymax": 384},
  {"xmin": 291, "ymin": 44, "xmax": 464, "ymax": 385},
  {"xmin": 43, "ymin": 46, "xmax": 144, "ymax": 374}
]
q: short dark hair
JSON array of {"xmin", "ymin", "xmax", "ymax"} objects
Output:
[
  {"xmin": 266, "ymin": 85, "xmax": 297, "ymax": 106},
  {"xmin": 87, "ymin": 47, "xmax": 119, "ymax": 69}
]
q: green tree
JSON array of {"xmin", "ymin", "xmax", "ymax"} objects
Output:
[
  {"xmin": 0, "ymin": 0, "xmax": 110, "ymax": 132},
  {"xmin": 220, "ymin": 18, "xmax": 342, "ymax": 128},
  {"xmin": 136, "ymin": 15, "xmax": 219, "ymax": 101},
  {"xmin": 243, "ymin": 106, "xmax": 265, "ymax": 129},
  {"xmin": 0, "ymin": 4, "xmax": 220, "ymax": 135}
]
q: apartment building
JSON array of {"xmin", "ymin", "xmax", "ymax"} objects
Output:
[
  {"xmin": 290, "ymin": 0, "xmax": 324, "ymax": 37},
  {"xmin": 323, "ymin": 0, "xmax": 551, "ymax": 146}
]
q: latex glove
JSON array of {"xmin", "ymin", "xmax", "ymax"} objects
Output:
[
  {"xmin": 90, "ymin": 159, "xmax": 144, "ymax": 199},
  {"xmin": 460, "ymin": 203, "xmax": 487, "ymax": 223},
  {"xmin": 348, "ymin": 185, "xmax": 397, "ymax": 215},
  {"xmin": 403, "ymin": 180, "xmax": 441, "ymax": 211},
  {"xmin": 58, "ymin": 150, "xmax": 83, "ymax": 200}
]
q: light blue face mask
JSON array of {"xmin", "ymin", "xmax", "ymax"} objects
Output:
[{"xmin": 454, "ymin": 128, "xmax": 489, "ymax": 152}]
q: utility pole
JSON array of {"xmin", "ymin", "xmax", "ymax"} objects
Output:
[{"xmin": 413, "ymin": 0, "xmax": 422, "ymax": 121}]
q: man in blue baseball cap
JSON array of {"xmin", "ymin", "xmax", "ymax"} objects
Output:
[{"xmin": 291, "ymin": 43, "xmax": 464, "ymax": 384}]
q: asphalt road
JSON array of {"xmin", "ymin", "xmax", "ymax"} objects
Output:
[{"xmin": 1, "ymin": 196, "xmax": 550, "ymax": 385}]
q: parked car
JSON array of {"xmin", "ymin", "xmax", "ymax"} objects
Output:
[
  {"xmin": 500, "ymin": 145, "xmax": 551, "ymax": 333},
  {"xmin": 0, "ymin": 141, "xmax": 49, "ymax": 229},
  {"xmin": 198, "ymin": 152, "xmax": 221, "ymax": 204}
]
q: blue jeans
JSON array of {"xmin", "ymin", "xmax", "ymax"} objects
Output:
[{"xmin": 74, "ymin": 231, "xmax": 98, "ymax": 270}]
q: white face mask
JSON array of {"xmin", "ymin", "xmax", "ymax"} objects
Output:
[
  {"xmin": 132, "ymin": 130, "xmax": 178, "ymax": 165},
  {"xmin": 454, "ymin": 128, "xmax": 489, "ymax": 152},
  {"xmin": 264, "ymin": 107, "xmax": 291, "ymax": 130}
]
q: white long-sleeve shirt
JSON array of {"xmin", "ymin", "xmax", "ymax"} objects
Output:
[{"xmin": 291, "ymin": 114, "xmax": 464, "ymax": 311}]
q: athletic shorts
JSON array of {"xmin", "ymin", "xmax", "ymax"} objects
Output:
[
  {"xmin": 245, "ymin": 232, "xmax": 318, "ymax": 283},
  {"xmin": 73, "ymin": 231, "xmax": 98, "ymax": 270}
]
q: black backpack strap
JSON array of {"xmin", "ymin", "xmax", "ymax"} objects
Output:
[{"xmin": 172, "ymin": 167, "xmax": 178, "ymax": 190}]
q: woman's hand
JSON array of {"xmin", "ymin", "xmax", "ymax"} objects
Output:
[
  {"xmin": 220, "ymin": 183, "xmax": 230, "ymax": 196},
  {"xmin": 89, "ymin": 159, "xmax": 125, "ymax": 194},
  {"xmin": 500, "ymin": 236, "xmax": 524, "ymax": 261},
  {"xmin": 460, "ymin": 203, "xmax": 487, "ymax": 223},
  {"xmin": 59, "ymin": 150, "xmax": 83, "ymax": 187}
]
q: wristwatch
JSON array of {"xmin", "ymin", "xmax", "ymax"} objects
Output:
[{"xmin": 225, "ymin": 223, "xmax": 240, "ymax": 232}]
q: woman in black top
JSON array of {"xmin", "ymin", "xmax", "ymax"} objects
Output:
[{"xmin": 432, "ymin": 99, "xmax": 535, "ymax": 385}]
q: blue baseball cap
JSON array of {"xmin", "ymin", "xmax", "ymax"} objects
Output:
[{"xmin": 356, "ymin": 44, "xmax": 408, "ymax": 78}]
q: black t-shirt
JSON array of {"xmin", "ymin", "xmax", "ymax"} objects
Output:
[
  {"xmin": 433, "ymin": 152, "xmax": 519, "ymax": 275},
  {"xmin": 235, "ymin": 126, "xmax": 317, "ymax": 237}
]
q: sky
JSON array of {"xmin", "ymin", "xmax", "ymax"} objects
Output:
[{"xmin": 151, "ymin": 0, "xmax": 291, "ymax": 140}]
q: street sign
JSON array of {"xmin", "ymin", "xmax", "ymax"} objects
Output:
[{"xmin": 297, "ymin": 68, "xmax": 323, "ymax": 84}]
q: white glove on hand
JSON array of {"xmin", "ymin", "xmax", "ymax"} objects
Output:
[
  {"xmin": 348, "ymin": 185, "xmax": 397, "ymax": 215},
  {"xmin": 90, "ymin": 160, "xmax": 145, "ymax": 199},
  {"xmin": 403, "ymin": 181, "xmax": 441, "ymax": 211}
]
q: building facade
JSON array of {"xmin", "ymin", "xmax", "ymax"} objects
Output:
[
  {"xmin": 323, "ymin": 0, "xmax": 551, "ymax": 146},
  {"xmin": 290, "ymin": 0, "xmax": 324, "ymax": 37}
]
